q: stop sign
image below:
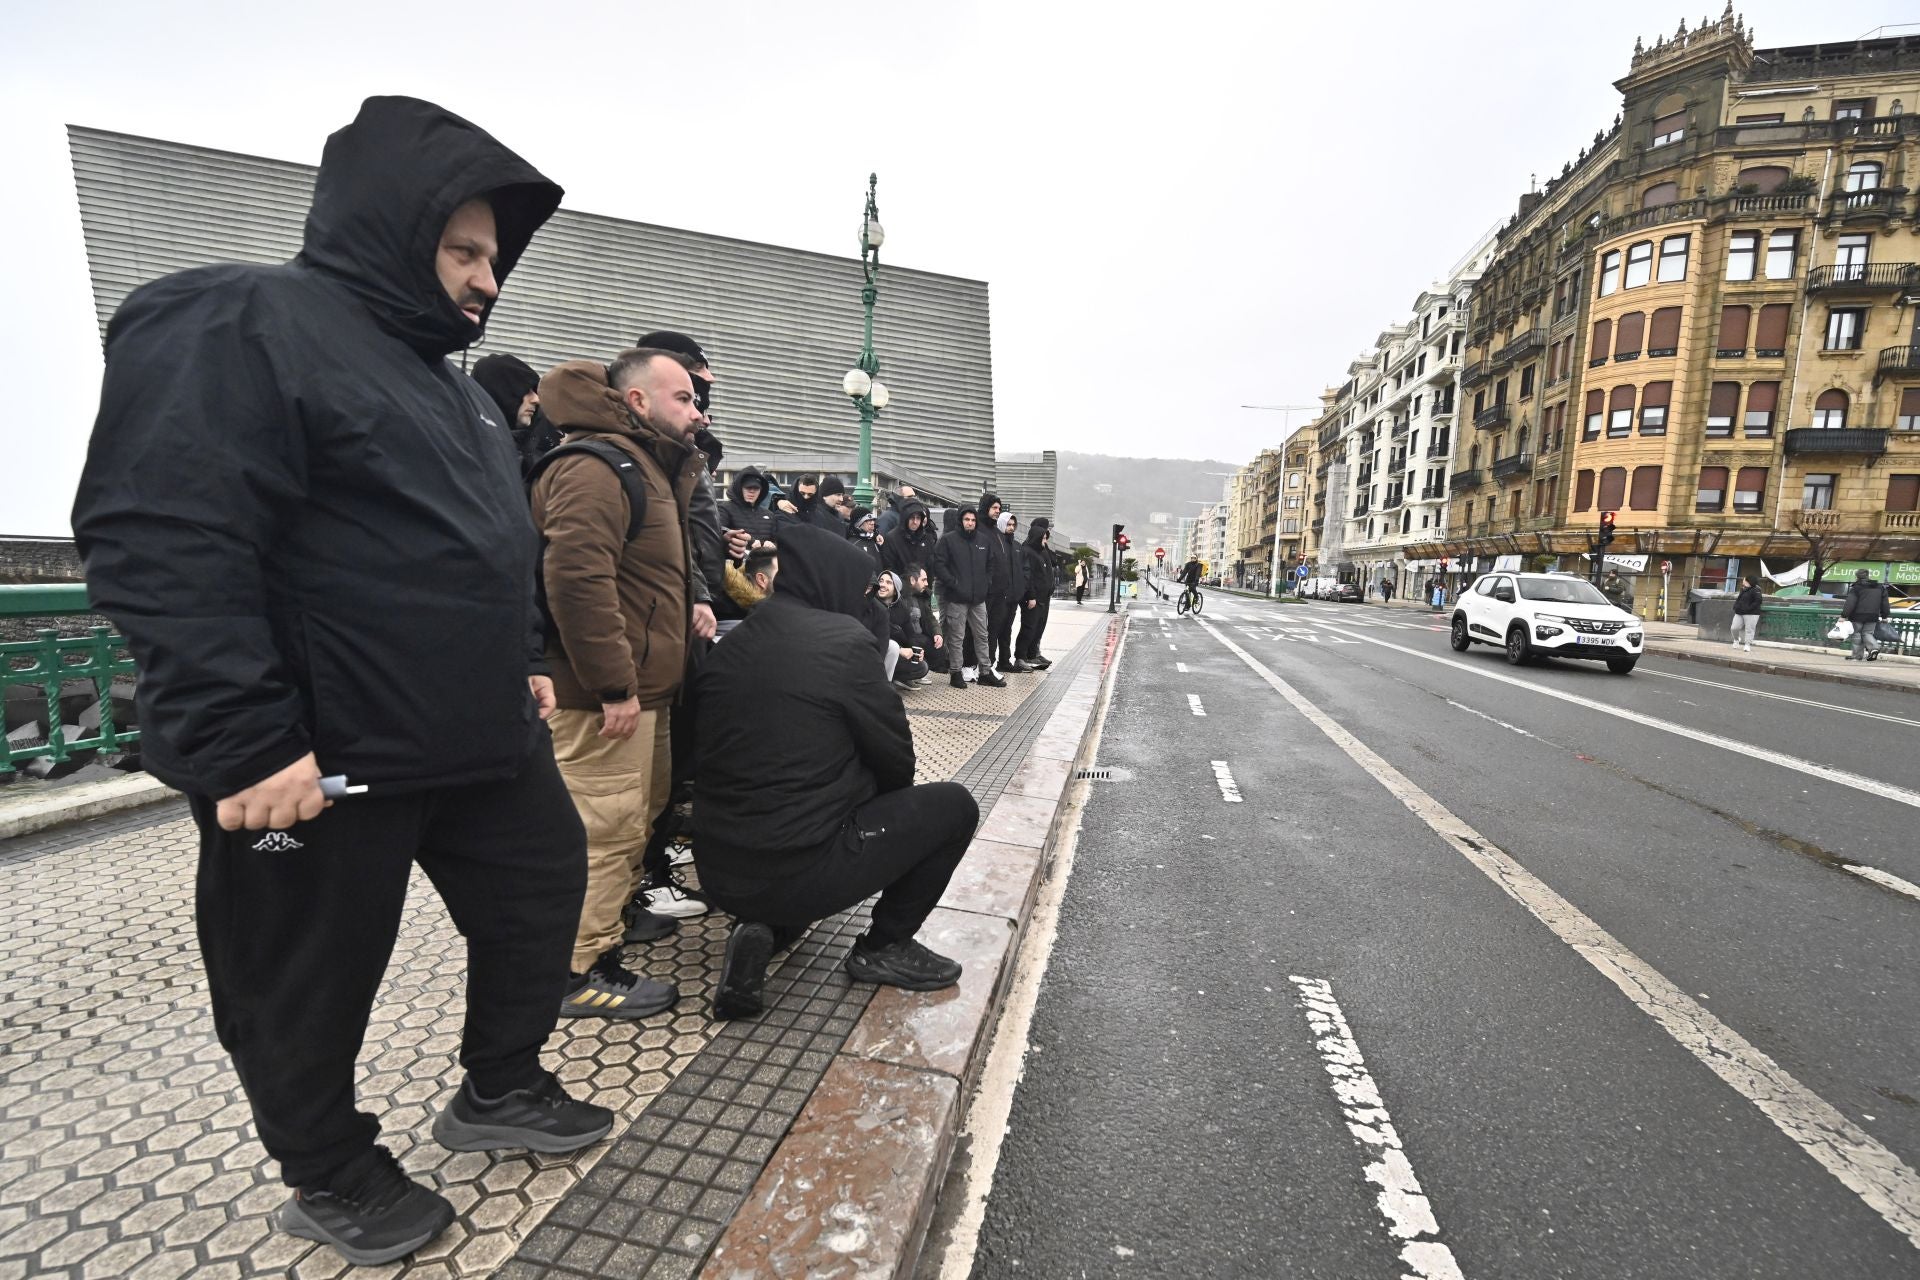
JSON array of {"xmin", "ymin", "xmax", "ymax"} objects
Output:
[{"xmin": 1154, "ymin": 547, "xmax": 1166, "ymax": 561}]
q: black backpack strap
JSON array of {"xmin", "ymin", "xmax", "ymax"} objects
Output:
[{"xmin": 528, "ymin": 439, "xmax": 648, "ymax": 540}]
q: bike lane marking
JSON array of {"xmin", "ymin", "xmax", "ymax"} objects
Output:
[
  {"xmin": 1187, "ymin": 694, "xmax": 1206, "ymax": 717},
  {"xmin": 1291, "ymin": 976, "xmax": 1464, "ymax": 1280},
  {"xmin": 1199, "ymin": 619, "xmax": 1920, "ymax": 1251},
  {"xmin": 1209, "ymin": 760, "xmax": 1242, "ymax": 802}
]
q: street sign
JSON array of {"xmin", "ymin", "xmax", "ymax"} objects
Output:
[
  {"xmin": 1154, "ymin": 547, "xmax": 1166, "ymax": 562},
  {"xmin": 1295, "ymin": 565, "xmax": 1309, "ymax": 579}
]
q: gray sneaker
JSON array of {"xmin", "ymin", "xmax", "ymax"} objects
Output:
[
  {"xmin": 431, "ymin": 1075, "xmax": 614, "ymax": 1154},
  {"xmin": 844, "ymin": 938, "xmax": 962, "ymax": 991},
  {"xmin": 558, "ymin": 953, "xmax": 678, "ymax": 1020},
  {"xmin": 278, "ymin": 1146, "xmax": 453, "ymax": 1266}
]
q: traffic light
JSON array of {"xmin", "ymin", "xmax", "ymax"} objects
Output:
[
  {"xmin": 1116, "ymin": 532, "xmax": 1131, "ymax": 553},
  {"xmin": 1439, "ymin": 556, "xmax": 1449, "ymax": 570},
  {"xmin": 1598, "ymin": 509, "xmax": 1618, "ymax": 549}
]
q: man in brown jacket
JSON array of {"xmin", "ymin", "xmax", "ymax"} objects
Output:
[{"xmin": 532, "ymin": 348, "xmax": 706, "ymax": 1018}]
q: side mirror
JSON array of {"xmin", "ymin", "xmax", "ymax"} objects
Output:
[{"xmin": 1494, "ymin": 586, "xmax": 1516, "ymax": 603}]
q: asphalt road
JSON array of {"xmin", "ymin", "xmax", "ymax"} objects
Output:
[{"xmin": 947, "ymin": 595, "xmax": 1920, "ymax": 1280}]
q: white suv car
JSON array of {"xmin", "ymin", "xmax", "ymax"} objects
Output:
[{"xmin": 1449, "ymin": 571, "xmax": 1645, "ymax": 673}]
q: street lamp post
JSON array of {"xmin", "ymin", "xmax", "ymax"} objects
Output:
[{"xmin": 841, "ymin": 174, "xmax": 890, "ymax": 507}]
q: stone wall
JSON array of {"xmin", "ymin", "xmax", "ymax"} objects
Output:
[{"xmin": 0, "ymin": 539, "xmax": 83, "ymax": 584}]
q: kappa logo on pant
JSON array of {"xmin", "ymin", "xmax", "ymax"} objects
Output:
[{"xmin": 251, "ymin": 831, "xmax": 305, "ymax": 852}]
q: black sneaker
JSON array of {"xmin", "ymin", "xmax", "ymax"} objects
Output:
[
  {"xmin": 1028, "ymin": 656, "xmax": 1052, "ymax": 670},
  {"xmin": 558, "ymin": 952, "xmax": 679, "ymax": 1020},
  {"xmin": 431, "ymin": 1073, "xmax": 614, "ymax": 1154},
  {"xmin": 713, "ymin": 922, "xmax": 775, "ymax": 1020},
  {"xmin": 770, "ymin": 922, "xmax": 809, "ymax": 956},
  {"xmin": 623, "ymin": 909, "xmax": 679, "ymax": 943},
  {"xmin": 845, "ymin": 938, "xmax": 963, "ymax": 992},
  {"xmin": 977, "ymin": 671, "xmax": 1007, "ymax": 688},
  {"xmin": 950, "ymin": 673, "xmax": 969, "ymax": 689},
  {"xmin": 278, "ymin": 1146, "xmax": 453, "ymax": 1266}
]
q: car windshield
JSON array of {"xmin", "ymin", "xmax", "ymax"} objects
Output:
[{"xmin": 1517, "ymin": 577, "xmax": 1611, "ymax": 605}]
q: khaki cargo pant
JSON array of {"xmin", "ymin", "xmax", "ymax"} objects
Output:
[{"xmin": 548, "ymin": 706, "xmax": 670, "ymax": 973}]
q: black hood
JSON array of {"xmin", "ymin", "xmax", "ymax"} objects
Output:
[
  {"xmin": 1024, "ymin": 517, "xmax": 1051, "ymax": 548},
  {"xmin": 772, "ymin": 523, "xmax": 873, "ymax": 620},
  {"xmin": 469, "ymin": 353, "xmax": 538, "ymax": 424},
  {"xmin": 728, "ymin": 466, "xmax": 767, "ymax": 506},
  {"xmin": 298, "ymin": 96, "xmax": 563, "ymax": 359},
  {"xmin": 978, "ymin": 491, "xmax": 1003, "ymax": 521},
  {"xmin": 900, "ymin": 499, "xmax": 931, "ymax": 530}
]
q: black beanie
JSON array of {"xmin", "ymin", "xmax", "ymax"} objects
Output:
[
  {"xmin": 634, "ymin": 330, "xmax": 709, "ymax": 366},
  {"xmin": 818, "ymin": 477, "xmax": 848, "ymax": 499},
  {"xmin": 469, "ymin": 354, "xmax": 539, "ymax": 425}
]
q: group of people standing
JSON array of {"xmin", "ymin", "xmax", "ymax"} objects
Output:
[{"xmin": 68, "ymin": 95, "xmax": 1012, "ymax": 1266}]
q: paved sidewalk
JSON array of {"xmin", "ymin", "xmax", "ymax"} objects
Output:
[{"xmin": 0, "ymin": 599, "xmax": 1126, "ymax": 1280}]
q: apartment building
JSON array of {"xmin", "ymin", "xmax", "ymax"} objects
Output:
[{"xmin": 1436, "ymin": 11, "xmax": 1920, "ymax": 611}]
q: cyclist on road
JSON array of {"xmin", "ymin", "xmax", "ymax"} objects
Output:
[{"xmin": 1177, "ymin": 557, "xmax": 1204, "ymax": 614}]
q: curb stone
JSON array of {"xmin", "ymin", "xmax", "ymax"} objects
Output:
[
  {"xmin": 0, "ymin": 772, "xmax": 176, "ymax": 840},
  {"xmin": 701, "ymin": 612, "xmax": 1127, "ymax": 1279}
]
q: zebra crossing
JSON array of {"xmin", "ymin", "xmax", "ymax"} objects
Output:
[{"xmin": 1145, "ymin": 598, "xmax": 1449, "ymax": 643}]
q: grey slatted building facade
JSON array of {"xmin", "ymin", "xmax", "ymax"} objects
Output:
[
  {"xmin": 992, "ymin": 451, "xmax": 1058, "ymax": 528},
  {"xmin": 67, "ymin": 125, "xmax": 999, "ymax": 502}
]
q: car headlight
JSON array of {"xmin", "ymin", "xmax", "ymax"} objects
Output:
[
  {"xmin": 1535, "ymin": 622, "xmax": 1565, "ymax": 639},
  {"xmin": 1624, "ymin": 631, "xmax": 1643, "ymax": 644}
]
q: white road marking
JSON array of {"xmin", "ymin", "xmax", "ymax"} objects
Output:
[
  {"xmin": 1291, "ymin": 976, "xmax": 1464, "ymax": 1280},
  {"xmin": 1210, "ymin": 760, "xmax": 1242, "ymax": 802},
  {"xmin": 1187, "ymin": 693, "xmax": 1206, "ymax": 716},
  {"xmin": 1847, "ymin": 865, "xmax": 1920, "ymax": 902},
  {"xmin": 1202, "ymin": 621, "xmax": 1920, "ymax": 1250},
  {"xmin": 1313, "ymin": 624, "xmax": 1920, "ymax": 813},
  {"xmin": 1168, "ymin": 643, "xmax": 1177, "ymax": 651},
  {"xmin": 932, "ymin": 630, "xmax": 1126, "ymax": 1280},
  {"xmin": 1176, "ymin": 662, "xmax": 1189, "ymax": 673},
  {"xmin": 1642, "ymin": 668, "xmax": 1920, "ymax": 729}
]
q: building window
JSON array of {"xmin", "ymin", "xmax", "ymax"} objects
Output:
[
  {"xmin": 1624, "ymin": 241, "xmax": 1654, "ymax": 289},
  {"xmin": 1745, "ymin": 381, "xmax": 1778, "ymax": 437},
  {"xmin": 1899, "ymin": 388, "xmax": 1920, "ymax": 431},
  {"xmin": 1648, "ymin": 307, "xmax": 1681, "ymax": 357},
  {"xmin": 1598, "ymin": 467, "xmax": 1628, "ymax": 510},
  {"xmin": 1629, "ymin": 466, "xmax": 1662, "ymax": 510},
  {"xmin": 1609, "ymin": 385, "xmax": 1635, "ymax": 438},
  {"xmin": 1733, "ymin": 467, "xmax": 1768, "ymax": 513},
  {"xmin": 1590, "ymin": 318, "xmax": 1612, "ymax": 365},
  {"xmin": 1614, "ymin": 312, "xmax": 1645, "ymax": 361},
  {"xmin": 1824, "ymin": 309, "xmax": 1865, "ymax": 351},
  {"xmin": 1640, "ymin": 381, "xmax": 1671, "ymax": 435},
  {"xmin": 1652, "ymin": 112, "xmax": 1686, "ymax": 146},
  {"xmin": 1508, "ymin": 490, "xmax": 1523, "ymax": 521},
  {"xmin": 1707, "ymin": 382, "xmax": 1739, "ymax": 437},
  {"xmin": 1716, "ymin": 304, "xmax": 1750, "ymax": 357},
  {"xmin": 1833, "ymin": 99, "xmax": 1870, "ymax": 121},
  {"xmin": 1812, "ymin": 389, "xmax": 1849, "ymax": 429},
  {"xmin": 1697, "ymin": 466, "xmax": 1729, "ymax": 513},
  {"xmin": 1888, "ymin": 474, "xmax": 1920, "ymax": 512},
  {"xmin": 1574, "ymin": 469, "xmax": 1595, "ymax": 512},
  {"xmin": 1846, "ymin": 161, "xmax": 1883, "ymax": 201},
  {"xmin": 1584, "ymin": 389, "xmax": 1604, "ymax": 440},
  {"xmin": 1727, "ymin": 232, "xmax": 1758, "ymax": 281},
  {"xmin": 1765, "ymin": 231, "xmax": 1798, "ymax": 280},
  {"xmin": 1643, "ymin": 181, "xmax": 1680, "ymax": 207},
  {"xmin": 1802, "ymin": 472, "xmax": 1837, "ymax": 510},
  {"xmin": 1736, "ymin": 165, "xmax": 1790, "ymax": 191},
  {"xmin": 1519, "ymin": 365, "xmax": 1535, "ymax": 399},
  {"xmin": 1599, "ymin": 250, "xmax": 1622, "ymax": 296},
  {"xmin": 1834, "ymin": 234, "xmax": 1870, "ymax": 281},
  {"xmin": 1657, "ymin": 234, "xmax": 1689, "ymax": 282},
  {"xmin": 1754, "ymin": 304, "xmax": 1790, "ymax": 358}
]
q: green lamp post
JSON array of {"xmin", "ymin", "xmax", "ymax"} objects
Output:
[{"xmin": 841, "ymin": 173, "xmax": 889, "ymax": 506}]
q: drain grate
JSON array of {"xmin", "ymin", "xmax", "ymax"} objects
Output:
[{"xmin": 1076, "ymin": 766, "xmax": 1132, "ymax": 781}]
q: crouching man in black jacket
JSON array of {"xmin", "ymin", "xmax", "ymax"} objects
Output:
[
  {"xmin": 693, "ymin": 525, "xmax": 979, "ymax": 1018},
  {"xmin": 70, "ymin": 97, "xmax": 607, "ymax": 1267}
]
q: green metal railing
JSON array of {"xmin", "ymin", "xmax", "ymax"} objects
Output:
[
  {"xmin": 1756, "ymin": 601, "xmax": 1917, "ymax": 655},
  {"xmin": 1, "ymin": 584, "xmax": 139, "ymax": 776}
]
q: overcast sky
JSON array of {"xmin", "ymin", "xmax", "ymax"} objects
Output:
[{"xmin": 5, "ymin": 0, "xmax": 1913, "ymax": 534}]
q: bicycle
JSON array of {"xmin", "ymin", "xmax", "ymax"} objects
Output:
[{"xmin": 1176, "ymin": 585, "xmax": 1204, "ymax": 616}]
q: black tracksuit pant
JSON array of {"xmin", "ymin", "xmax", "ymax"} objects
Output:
[
  {"xmin": 988, "ymin": 595, "xmax": 1017, "ymax": 666},
  {"xmin": 188, "ymin": 739, "xmax": 586, "ymax": 1188},
  {"xmin": 1016, "ymin": 595, "xmax": 1051, "ymax": 660},
  {"xmin": 699, "ymin": 782, "xmax": 978, "ymax": 946}
]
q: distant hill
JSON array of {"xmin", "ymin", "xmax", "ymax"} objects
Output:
[{"xmin": 1050, "ymin": 451, "xmax": 1242, "ymax": 552}]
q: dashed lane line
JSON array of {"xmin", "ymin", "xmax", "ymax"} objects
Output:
[
  {"xmin": 1176, "ymin": 662, "xmax": 1190, "ymax": 673},
  {"xmin": 1200, "ymin": 620, "xmax": 1920, "ymax": 1251},
  {"xmin": 1291, "ymin": 976, "xmax": 1464, "ymax": 1280},
  {"xmin": 1846, "ymin": 864, "xmax": 1920, "ymax": 902},
  {"xmin": 1210, "ymin": 760, "xmax": 1242, "ymax": 802},
  {"xmin": 1311, "ymin": 623, "xmax": 1920, "ymax": 813},
  {"xmin": 1641, "ymin": 667, "xmax": 1920, "ymax": 729},
  {"xmin": 1187, "ymin": 693, "xmax": 1206, "ymax": 717}
]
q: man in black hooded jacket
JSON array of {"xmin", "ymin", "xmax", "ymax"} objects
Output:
[
  {"xmin": 1016, "ymin": 517, "xmax": 1057, "ymax": 669},
  {"xmin": 693, "ymin": 525, "xmax": 979, "ymax": 1019},
  {"xmin": 70, "ymin": 97, "xmax": 607, "ymax": 1267},
  {"xmin": 929, "ymin": 508, "xmax": 1005, "ymax": 689}
]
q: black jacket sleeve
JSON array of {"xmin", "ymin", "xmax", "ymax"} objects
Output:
[
  {"xmin": 71, "ymin": 278, "xmax": 313, "ymax": 798},
  {"xmin": 838, "ymin": 635, "xmax": 914, "ymax": 792},
  {"xmin": 686, "ymin": 472, "xmax": 724, "ymax": 606},
  {"xmin": 929, "ymin": 534, "xmax": 961, "ymax": 596}
]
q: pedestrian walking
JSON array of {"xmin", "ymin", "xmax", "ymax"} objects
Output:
[
  {"xmin": 1074, "ymin": 558, "xmax": 1091, "ymax": 604},
  {"xmin": 1601, "ymin": 568, "xmax": 1634, "ymax": 613},
  {"xmin": 1428, "ymin": 575, "xmax": 1445, "ymax": 609},
  {"xmin": 70, "ymin": 96, "xmax": 607, "ymax": 1266},
  {"xmin": 1842, "ymin": 568, "xmax": 1892, "ymax": 661},
  {"xmin": 1731, "ymin": 575, "xmax": 1763, "ymax": 652},
  {"xmin": 1379, "ymin": 577, "xmax": 1394, "ymax": 605}
]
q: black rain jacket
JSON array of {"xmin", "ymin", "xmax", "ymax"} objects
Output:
[
  {"xmin": 692, "ymin": 524, "xmax": 914, "ymax": 876},
  {"xmin": 978, "ymin": 492, "xmax": 1011, "ymax": 599},
  {"xmin": 1021, "ymin": 519, "xmax": 1057, "ymax": 594},
  {"xmin": 1843, "ymin": 579, "xmax": 1891, "ymax": 622},
  {"xmin": 71, "ymin": 96, "xmax": 563, "ymax": 799},
  {"xmin": 718, "ymin": 466, "xmax": 780, "ymax": 543},
  {"xmin": 930, "ymin": 523, "xmax": 994, "ymax": 606},
  {"xmin": 882, "ymin": 500, "xmax": 938, "ymax": 578}
]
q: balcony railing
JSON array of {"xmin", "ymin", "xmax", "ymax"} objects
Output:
[
  {"xmin": 1351, "ymin": 500, "xmax": 1371, "ymax": 519},
  {"xmin": 1311, "ymin": 517, "xmax": 1326, "ymax": 535},
  {"xmin": 1881, "ymin": 510, "xmax": 1920, "ymax": 533},
  {"xmin": 1717, "ymin": 114, "xmax": 1917, "ymax": 145},
  {"xmin": 1827, "ymin": 189, "xmax": 1905, "ymax": 222},
  {"xmin": 1451, "ymin": 469, "xmax": 1484, "ymax": 490},
  {"xmin": 1595, "ymin": 198, "xmax": 1709, "ymax": 242},
  {"xmin": 1787, "ymin": 507, "xmax": 1844, "ymax": 530},
  {"xmin": 1808, "ymin": 262, "xmax": 1918, "ymax": 293},
  {"xmin": 1491, "ymin": 452, "xmax": 1534, "ymax": 481},
  {"xmin": 1381, "ymin": 492, "xmax": 1404, "ymax": 512},
  {"xmin": 1474, "ymin": 403, "xmax": 1511, "ymax": 430},
  {"xmin": 1460, "ymin": 360, "xmax": 1493, "ymax": 389},
  {"xmin": 1495, "ymin": 329, "xmax": 1546, "ymax": 365},
  {"xmin": 1782, "ymin": 427, "xmax": 1890, "ymax": 458},
  {"xmin": 1431, "ymin": 397, "xmax": 1455, "ymax": 417},
  {"xmin": 1878, "ymin": 346, "xmax": 1920, "ymax": 380},
  {"xmin": 1725, "ymin": 192, "xmax": 1816, "ymax": 217},
  {"xmin": 1425, "ymin": 437, "xmax": 1451, "ymax": 459},
  {"xmin": 1418, "ymin": 483, "xmax": 1446, "ymax": 500}
]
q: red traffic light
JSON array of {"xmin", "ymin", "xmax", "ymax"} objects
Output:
[
  {"xmin": 1439, "ymin": 556, "xmax": 1449, "ymax": 569},
  {"xmin": 1599, "ymin": 510, "xmax": 1617, "ymax": 530}
]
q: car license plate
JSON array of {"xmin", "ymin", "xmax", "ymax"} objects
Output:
[{"xmin": 1577, "ymin": 636, "xmax": 1618, "ymax": 648}]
